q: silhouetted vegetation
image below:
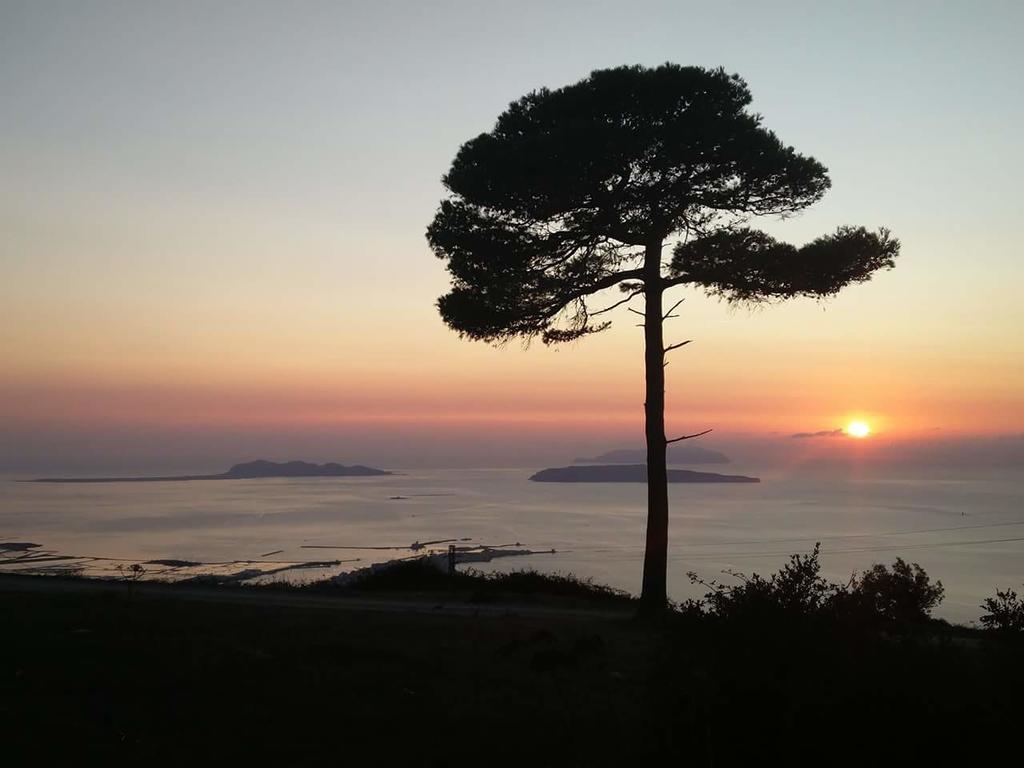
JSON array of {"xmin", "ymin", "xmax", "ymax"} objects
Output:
[
  {"xmin": 3, "ymin": 551, "xmax": 1022, "ymax": 765},
  {"xmin": 980, "ymin": 585, "xmax": 1024, "ymax": 633},
  {"xmin": 321, "ymin": 558, "xmax": 632, "ymax": 604},
  {"xmin": 478, "ymin": 570, "xmax": 628, "ymax": 602},
  {"xmin": 428, "ymin": 64, "xmax": 899, "ymax": 611},
  {"xmin": 343, "ymin": 557, "xmax": 460, "ymax": 590},
  {"xmin": 686, "ymin": 545, "xmax": 838, "ymax": 622},
  {"xmin": 844, "ymin": 557, "xmax": 945, "ymax": 628},
  {"xmin": 658, "ymin": 553, "xmax": 1020, "ymax": 764},
  {"xmin": 684, "ymin": 544, "xmax": 946, "ymax": 634}
]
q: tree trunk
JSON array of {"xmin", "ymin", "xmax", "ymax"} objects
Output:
[{"xmin": 640, "ymin": 239, "xmax": 668, "ymax": 614}]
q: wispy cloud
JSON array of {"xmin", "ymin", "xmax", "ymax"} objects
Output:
[{"xmin": 790, "ymin": 428, "xmax": 844, "ymax": 439}]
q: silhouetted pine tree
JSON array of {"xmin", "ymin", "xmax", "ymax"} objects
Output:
[{"xmin": 427, "ymin": 64, "xmax": 899, "ymax": 613}]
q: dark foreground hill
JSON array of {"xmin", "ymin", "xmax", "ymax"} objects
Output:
[
  {"xmin": 530, "ymin": 464, "xmax": 759, "ymax": 483},
  {"xmin": 0, "ymin": 563, "xmax": 1020, "ymax": 766},
  {"xmin": 32, "ymin": 459, "xmax": 392, "ymax": 483}
]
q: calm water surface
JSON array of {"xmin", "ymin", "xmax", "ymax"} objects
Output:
[{"xmin": 2, "ymin": 467, "xmax": 1021, "ymax": 623}]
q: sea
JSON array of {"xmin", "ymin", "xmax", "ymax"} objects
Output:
[{"xmin": 2, "ymin": 466, "xmax": 1022, "ymax": 625}]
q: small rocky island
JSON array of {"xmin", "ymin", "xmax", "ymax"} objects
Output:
[
  {"xmin": 530, "ymin": 465, "xmax": 759, "ymax": 483},
  {"xmin": 33, "ymin": 460, "xmax": 392, "ymax": 483}
]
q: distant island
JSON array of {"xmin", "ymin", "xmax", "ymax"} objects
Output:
[
  {"xmin": 530, "ymin": 465, "xmax": 759, "ymax": 483},
  {"xmin": 574, "ymin": 445, "xmax": 730, "ymax": 465},
  {"xmin": 32, "ymin": 460, "xmax": 393, "ymax": 483}
]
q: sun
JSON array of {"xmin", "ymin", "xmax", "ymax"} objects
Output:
[{"xmin": 846, "ymin": 420, "xmax": 871, "ymax": 438}]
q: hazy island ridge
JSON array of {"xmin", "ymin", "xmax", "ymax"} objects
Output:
[
  {"xmin": 530, "ymin": 465, "xmax": 759, "ymax": 483},
  {"xmin": 31, "ymin": 460, "xmax": 393, "ymax": 483},
  {"xmin": 574, "ymin": 444, "xmax": 730, "ymax": 465}
]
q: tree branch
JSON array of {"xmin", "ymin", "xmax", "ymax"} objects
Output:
[
  {"xmin": 662, "ymin": 275, "xmax": 691, "ymax": 288},
  {"xmin": 662, "ymin": 298, "xmax": 685, "ymax": 320},
  {"xmin": 591, "ymin": 287, "xmax": 644, "ymax": 316},
  {"xmin": 664, "ymin": 340, "xmax": 692, "ymax": 353},
  {"xmin": 539, "ymin": 268, "xmax": 645, "ymax": 324},
  {"xmin": 565, "ymin": 268, "xmax": 644, "ymax": 304},
  {"xmin": 667, "ymin": 429, "xmax": 712, "ymax": 444}
]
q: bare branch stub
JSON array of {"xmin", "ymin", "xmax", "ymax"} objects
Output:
[
  {"xmin": 667, "ymin": 428, "xmax": 713, "ymax": 444},
  {"xmin": 663, "ymin": 298, "xmax": 685, "ymax": 320},
  {"xmin": 664, "ymin": 340, "xmax": 692, "ymax": 353},
  {"xmin": 591, "ymin": 287, "xmax": 644, "ymax": 316}
]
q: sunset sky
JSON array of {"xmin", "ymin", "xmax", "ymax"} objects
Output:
[{"xmin": 2, "ymin": 1, "xmax": 1022, "ymax": 471}]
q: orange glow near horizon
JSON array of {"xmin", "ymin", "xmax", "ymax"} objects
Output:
[
  {"xmin": 1, "ymin": 360, "xmax": 1017, "ymax": 442},
  {"xmin": 5, "ymin": 274, "xmax": 1022, "ymax": 442}
]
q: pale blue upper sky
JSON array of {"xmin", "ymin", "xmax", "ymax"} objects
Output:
[{"xmin": 4, "ymin": 1, "xmax": 1021, "ymax": 265}]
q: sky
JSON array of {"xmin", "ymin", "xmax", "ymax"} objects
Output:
[{"xmin": 2, "ymin": 1, "xmax": 1022, "ymax": 472}]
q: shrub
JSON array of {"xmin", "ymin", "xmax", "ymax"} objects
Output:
[
  {"xmin": 979, "ymin": 587, "xmax": 1024, "ymax": 633},
  {"xmin": 687, "ymin": 544, "xmax": 841, "ymax": 622},
  {"xmin": 685, "ymin": 547, "xmax": 945, "ymax": 632},
  {"xmin": 846, "ymin": 558, "xmax": 944, "ymax": 627}
]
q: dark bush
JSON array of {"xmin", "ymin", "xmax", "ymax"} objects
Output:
[
  {"xmin": 687, "ymin": 544, "xmax": 841, "ymax": 623},
  {"xmin": 979, "ymin": 587, "xmax": 1024, "ymax": 633},
  {"xmin": 845, "ymin": 558, "xmax": 944, "ymax": 627},
  {"xmin": 686, "ymin": 547, "xmax": 945, "ymax": 633}
]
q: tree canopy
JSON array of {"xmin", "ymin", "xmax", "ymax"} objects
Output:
[{"xmin": 427, "ymin": 63, "xmax": 897, "ymax": 342}]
